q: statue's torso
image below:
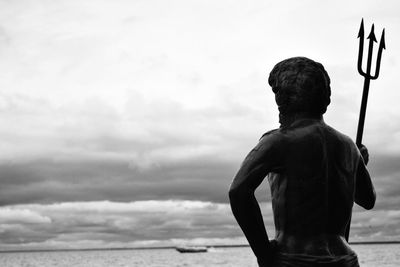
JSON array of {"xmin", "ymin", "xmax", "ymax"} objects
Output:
[{"xmin": 265, "ymin": 119, "xmax": 361, "ymax": 256}]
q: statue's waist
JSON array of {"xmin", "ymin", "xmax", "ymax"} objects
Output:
[{"xmin": 275, "ymin": 233, "xmax": 354, "ymax": 256}]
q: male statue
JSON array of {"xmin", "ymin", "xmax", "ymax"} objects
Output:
[{"xmin": 229, "ymin": 57, "xmax": 376, "ymax": 267}]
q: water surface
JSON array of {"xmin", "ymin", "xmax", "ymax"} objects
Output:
[{"xmin": 0, "ymin": 244, "xmax": 399, "ymax": 266}]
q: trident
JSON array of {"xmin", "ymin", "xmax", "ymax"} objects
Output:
[
  {"xmin": 346, "ymin": 19, "xmax": 386, "ymax": 242},
  {"xmin": 355, "ymin": 19, "xmax": 386, "ymax": 147}
]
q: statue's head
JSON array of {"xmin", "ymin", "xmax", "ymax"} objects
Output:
[{"xmin": 268, "ymin": 57, "xmax": 331, "ymax": 116}]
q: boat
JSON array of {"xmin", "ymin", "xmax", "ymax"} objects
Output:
[{"xmin": 175, "ymin": 246, "xmax": 208, "ymax": 253}]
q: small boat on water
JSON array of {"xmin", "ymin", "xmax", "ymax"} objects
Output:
[{"xmin": 175, "ymin": 246, "xmax": 208, "ymax": 253}]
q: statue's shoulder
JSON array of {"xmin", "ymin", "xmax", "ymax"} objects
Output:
[
  {"xmin": 259, "ymin": 128, "xmax": 280, "ymax": 141},
  {"xmin": 325, "ymin": 124, "xmax": 356, "ymax": 144}
]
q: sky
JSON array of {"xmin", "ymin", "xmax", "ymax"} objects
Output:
[{"xmin": 0, "ymin": 0, "xmax": 399, "ymax": 251}]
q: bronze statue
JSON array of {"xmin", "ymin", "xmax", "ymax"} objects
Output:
[{"xmin": 229, "ymin": 57, "xmax": 376, "ymax": 267}]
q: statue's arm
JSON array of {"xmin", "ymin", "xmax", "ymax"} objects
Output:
[
  {"xmin": 354, "ymin": 146, "xmax": 376, "ymax": 210},
  {"xmin": 229, "ymin": 137, "xmax": 280, "ymax": 266}
]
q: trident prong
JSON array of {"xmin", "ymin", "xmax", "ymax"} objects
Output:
[
  {"xmin": 357, "ymin": 19, "xmax": 365, "ymax": 75},
  {"xmin": 371, "ymin": 29, "xmax": 386, "ymax": 79}
]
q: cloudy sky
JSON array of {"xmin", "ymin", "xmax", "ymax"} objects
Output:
[{"xmin": 0, "ymin": 0, "xmax": 399, "ymax": 250}]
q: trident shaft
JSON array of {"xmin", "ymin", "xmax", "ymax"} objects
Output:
[
  {"xmin": 356, "ymin": 19, "xmax": 386, "ymax": 146},
  {"xmin": 346, "ymin": 19, "xmax": 386, "ymax": 242}
]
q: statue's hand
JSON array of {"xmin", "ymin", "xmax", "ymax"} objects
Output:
[{"xmin": 358, "ymin": 144, "xmax": 369, "ymax": 165}]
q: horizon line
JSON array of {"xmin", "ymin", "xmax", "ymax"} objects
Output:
[{"xmin": 1, "ymin": 240, "xmax": 400, "ymax": 253}]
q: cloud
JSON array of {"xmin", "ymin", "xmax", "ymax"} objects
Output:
[
  {"xmin": 0, "ymin": 200, "xmax": 253, "ymax": 250},
  {"xmin": 0, "ymin": 155, "xmax": 238, "ymax": 205},
  {"xmin": 0, "ymin": 88, "xmax": 273, "ymax": 206},
  {"xmin": 0, "ymin": 199, "xmax": 398, "ymax": 251},
  {"xmin": 0, "ymin": 208, "xmax": 51, "ymax": 224}
]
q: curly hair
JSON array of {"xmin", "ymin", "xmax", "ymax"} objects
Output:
[{"xmin": 268, "ymin": 57, "xmax": 331, "ymax": 115}]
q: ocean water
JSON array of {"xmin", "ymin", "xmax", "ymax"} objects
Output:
[{"xmin": 0, "ymin": 244, "xmax": 399, "ymax": 267}]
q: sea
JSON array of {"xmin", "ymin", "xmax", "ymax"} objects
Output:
[{"xmin": 0, "ymin": 244, "xmax": 399, "ymax": 267}]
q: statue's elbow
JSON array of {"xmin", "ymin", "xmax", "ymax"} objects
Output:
[
  {"xmin": 228, "ymin": 184, "xmax": 249, "ymax": 204},
  {"xmin": 357, "ymin": 192, "xmax": 376, "ymax": 210},
  {"xmin": 228, "ymin": 186, "xmax": 240, "ymax": 203},
  {"xmin": 365, "ymin": 194, "xmax": 376, "ymax": 210},
  {"xmin": 364, "ymin": 201, "xmax": 375, "ymax": 210},
  {"xmin": 366, "ymin": 189, "xmax": 377, "ymax": 210}
]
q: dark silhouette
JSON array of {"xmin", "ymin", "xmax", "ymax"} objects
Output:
[
  {"xmin": 355, "ymin": 19, "xmax": 385, "ymax": 146},
  {"xmin": 229, "ymin": 57, "xmax": 376, "ymax": 267}
]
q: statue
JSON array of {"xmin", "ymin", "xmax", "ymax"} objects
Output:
[{"xmin": 229, "ymin": 57, "xmax": 376, "ymax": 267}]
